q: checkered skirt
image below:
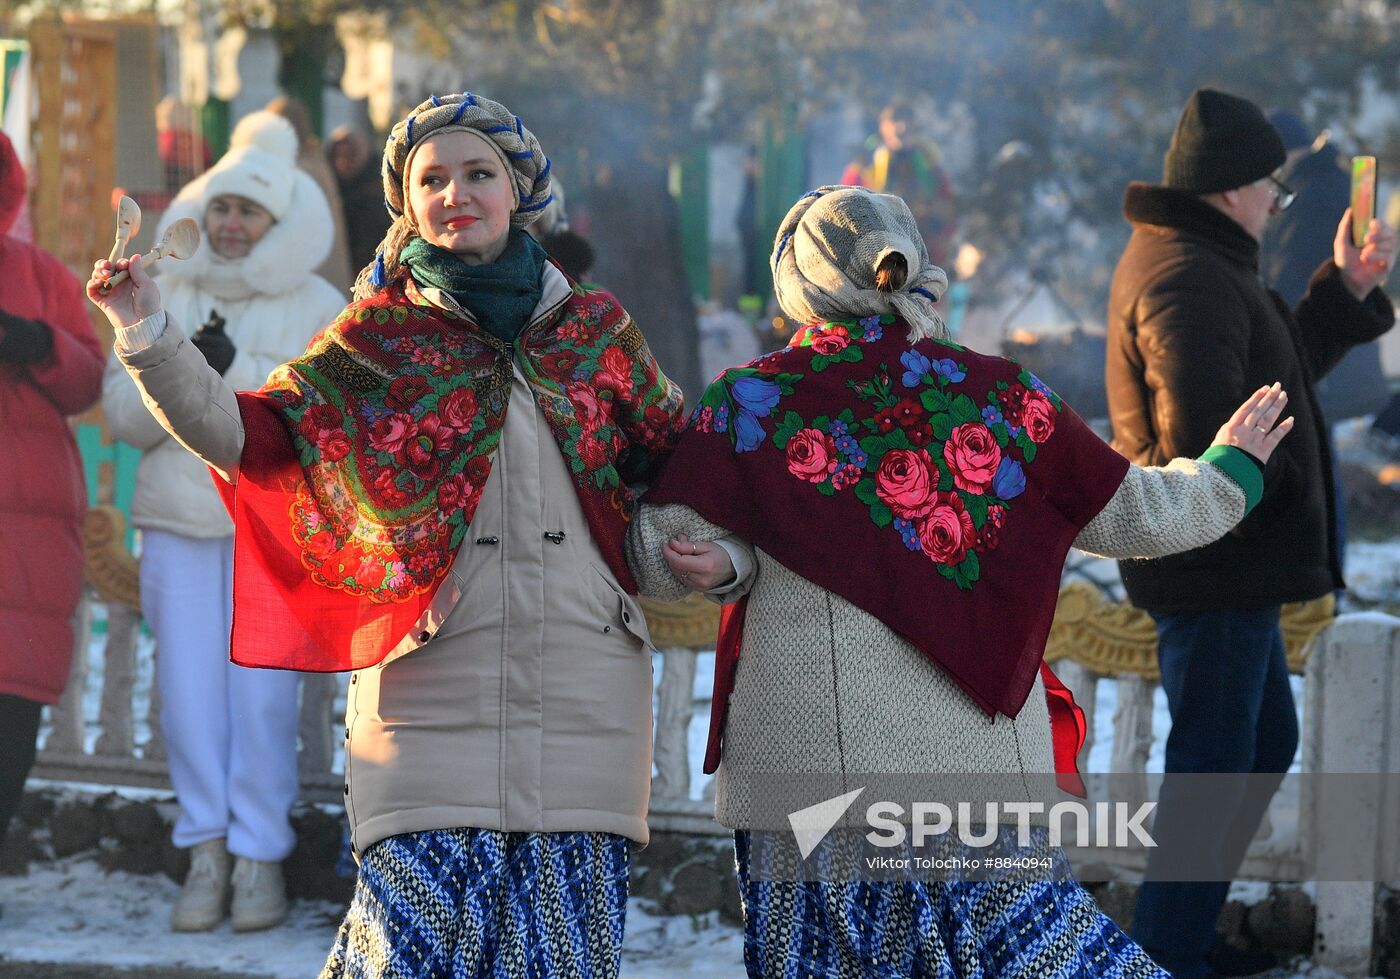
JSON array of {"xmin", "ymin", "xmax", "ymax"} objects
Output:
[
  {"xmin": 735, "ymin": 831, "xmax": 1168, "ymax": 978},
  {"xmin": 319, "ymin": 828, "xmax": 629, "ymax": 979}
]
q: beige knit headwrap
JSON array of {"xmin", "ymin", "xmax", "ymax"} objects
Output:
[
  {"xmin": 353, "ymin": 92, "xmax": 552, "ymax": 300},
  {"xmin": 770, "ymin": 186, "xmax": 950, "ymax": 341}
]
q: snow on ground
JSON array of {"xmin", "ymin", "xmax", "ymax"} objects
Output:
[
  {"xmin": 0, "ymin": 856, "xmax": 1372, "ymax": 977},
  {"xmin": 0, "ymin": 856, "xmax": 747, "ymax": 978}
]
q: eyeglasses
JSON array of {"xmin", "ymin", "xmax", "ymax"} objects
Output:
[{"xmin": 1267, "ymin": 175, "xmax": 1296, "ymax": 212}]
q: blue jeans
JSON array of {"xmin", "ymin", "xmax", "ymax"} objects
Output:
[{"xmin": 1130, "ymin": 607, "xmax": 1299, "ymax": 979}]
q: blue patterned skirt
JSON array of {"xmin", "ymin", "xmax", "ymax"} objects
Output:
[
  {"xmin": 735, "ymin": 831, "xmax": 1167, "ymax": 979},
  {"xmin": 319, "ymin": 828, "xmax": 630, "ymax": 979}
]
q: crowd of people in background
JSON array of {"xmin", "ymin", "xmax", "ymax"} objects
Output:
[{"xmin": 1, "ymin": 79, "xmax": 1396, "ymax": 979}]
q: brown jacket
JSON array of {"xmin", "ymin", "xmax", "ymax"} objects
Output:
[{"xmin": 1105, "ymin": 183, "xmax": 1393, "ymax": 611}]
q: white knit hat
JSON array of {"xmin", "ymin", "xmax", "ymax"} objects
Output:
[{"xmin": 203, "ymin": 111, "xmax": 300, "ymax": 220}]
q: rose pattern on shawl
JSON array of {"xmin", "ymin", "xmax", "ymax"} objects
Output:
[
  {"xmin": 437, "ymin": 388, "xmax": 479, "ymax": 433},
  {"xmin": 793, "ymin": 320, "xmax": 872, "ymax": 372},
  {"xmin": 370, "ymin": 468, "xmax": 411, "ymax": 507},
  {"xmin": 299, "ymin": 405, "xmax": 352, "ymax": 462},
  {"xmin": 520, "ymin": 299, "xmax": 684, "ymax": 493},
  {"xmin": 593, "ymin": 344, "xmax": 636, "ymax": 399},
  {"xmin": 577, "ymin": 432, "xmax": 609, "ymax": 470},
  {"xmin": 786, "ymin": 429, "xmax": 838, "ymax": 483},
  {"xmin": 917, "ymin": 493, "xmax": 976, "ymax": 566},
  {"xmin": 266, "ymin": 276, "xmax": 683, "ymax": 603},
  {"xmin": 399, "ymin": 412, "xmax": 455, "ymax": 481},
  {"xmin": 943, "ymin": 422, "xmax": 1001, "ymax": 494},
  {"xmin": 683, "ymin": 315, "xmax": 1065, "ymax": 590},
  {"xmin": 874, "ymin": 449, "xmax": 936, "ymax": 518},
  {"xmin": 368, "ymin": 413, "xmax": 416, "ymax": 455},
  {"xmin": 435, "ymin": 471, "xmax": 471, "ymax": 512},
  {"xmin": 319, "ymin": 430, "xmax": 351, "ymax": 463},
  {"xmin": 299, "ymin": 404, "xmax": 343, "ymax": 443},
  {"xmin": 567, "ymin": 381, "xmax": 609, "ymax": 435},
  {"xmin": 1021, "ymin": 390, "xmax": 1056, "ymax": 444},
  {"xmin": 801, "ymin": 323, "xmax": 850, "ymax": 355}
]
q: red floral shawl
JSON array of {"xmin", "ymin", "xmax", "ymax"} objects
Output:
[
  {"xmin": 214, "ymin": 271, "xmax": 684, "ymax": 672},
  {"xmin": 645, "ymin": 316, "xmax": 1128, "ymax": 785}
]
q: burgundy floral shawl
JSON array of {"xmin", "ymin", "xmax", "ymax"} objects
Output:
[{"xmin": 645, "ymin": 315, "xmax": 1128, "ymax": 778}]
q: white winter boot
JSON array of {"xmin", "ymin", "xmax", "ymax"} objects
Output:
[
  {"xmin": 171, "ymin": 838, "xmax": 230, "ymax": 932},
  {"xmin": 230, "ymin": 856, "xmax": 289, "ymax": 932}
]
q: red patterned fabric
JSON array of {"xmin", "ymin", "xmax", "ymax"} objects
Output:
[{"xmin": 214, "ymin": 271, "xmax": 683, "ymax": 672}]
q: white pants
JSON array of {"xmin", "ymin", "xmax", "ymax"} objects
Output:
[{"xmin": 140, "ymin": 530, "xmax": 300, "ymax": 861}]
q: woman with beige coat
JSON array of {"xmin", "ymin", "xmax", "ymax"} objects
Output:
[{"xmin": 90, "ymin": 92, "xmax": 687, "ymax": 977}]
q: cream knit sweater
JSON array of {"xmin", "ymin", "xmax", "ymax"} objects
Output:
[{"xmin": 627, "ymin": 457, "xmax": 1247, "ymax": 829}]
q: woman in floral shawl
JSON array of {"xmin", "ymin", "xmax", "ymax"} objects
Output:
[
  {"xmin": 628, "ymin": 185, "xmax": 1293, "ymax": 978},
  {"xmin": 90, "ymin": 93, "xmax": 685, "ymax": 978}
]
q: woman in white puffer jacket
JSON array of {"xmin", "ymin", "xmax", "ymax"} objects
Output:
[{"xmin": 101, "ymin": 110, "xmax": 345, "ymax": 934}]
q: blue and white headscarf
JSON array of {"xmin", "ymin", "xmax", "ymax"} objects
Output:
[{"xmin": 354, "ymin": 92, "xmax": 553, "ymax": 300}]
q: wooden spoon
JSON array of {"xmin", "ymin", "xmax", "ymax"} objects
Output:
[
  {"xmin": 108, "ymin": 195, "xmax": 141, "ymax": 263},
  {"xmin": 100, "ymin": 218, "xmax": 201, "ymax": 291}
]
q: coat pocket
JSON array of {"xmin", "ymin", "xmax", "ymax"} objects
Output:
[{"xmin": 586, "ymin": 563, "xmax": 653, "ymax": 650}]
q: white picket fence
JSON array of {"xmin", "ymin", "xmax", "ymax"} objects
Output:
[{"xmin": 33, "ymin": 547, "xmax": 1400, "ymax": 974}]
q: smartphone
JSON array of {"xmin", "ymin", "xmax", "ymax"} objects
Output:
[{"xmin": 1351, "ymin": 155, "xmax": 1377, "ymax": 249}]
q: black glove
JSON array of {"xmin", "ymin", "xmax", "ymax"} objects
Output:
[
  {"xmin": 190, "ymin": 308, "xmax": 235, "ymax": 376},
  {"xmin": 0, "ymin": 311, "xmax": 54, "ymax": 366}
]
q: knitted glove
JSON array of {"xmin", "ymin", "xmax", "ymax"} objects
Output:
[
  {"xmin": 0, "ymin": 311, "xmax": 54, "ymax": 365},
  {"xmin": 190, "ymin": 308, "xmax": 235, "ymax": 376}
]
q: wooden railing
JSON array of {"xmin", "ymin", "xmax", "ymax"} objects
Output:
[{"xmin": 37, "ymin": 510, "xmax": 1397, "ymax": 971}]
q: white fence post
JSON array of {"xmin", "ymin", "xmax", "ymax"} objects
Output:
[
  {"xmin": 1111, "ymin": 672, "xmax": 1155, "ymax": 812},
  {"xmin": 44, "ymin": 593, "xmax": 92, "ymax": 754},
  {"xmin": 1305, "ymin": 612, "xmax": 1400, "ymax": 976},
  {"xmin": 298, "ymin": 673, "xmax": 336, "ymax": 780},
  {"xmin": 652, "ymin": 646, "xmax": 697, "ymax": 803},
  {"xmin": 94, "ymin": 601, "xmax": 141, "ymax": 757}
]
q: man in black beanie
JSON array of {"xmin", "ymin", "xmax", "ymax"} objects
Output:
[{"xmin": 1105, "ymin": 88, "xmax": 1397, "ymax": 978}]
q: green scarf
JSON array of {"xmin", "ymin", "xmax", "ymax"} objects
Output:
[{"xmin": 399, "ymin": 229, "xmax": 548, "ymax": 344}]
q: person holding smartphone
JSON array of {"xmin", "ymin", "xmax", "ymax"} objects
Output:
[{"xmin": 1105, "ymin": 88, "xmax": 1396, "ymax": 979}]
